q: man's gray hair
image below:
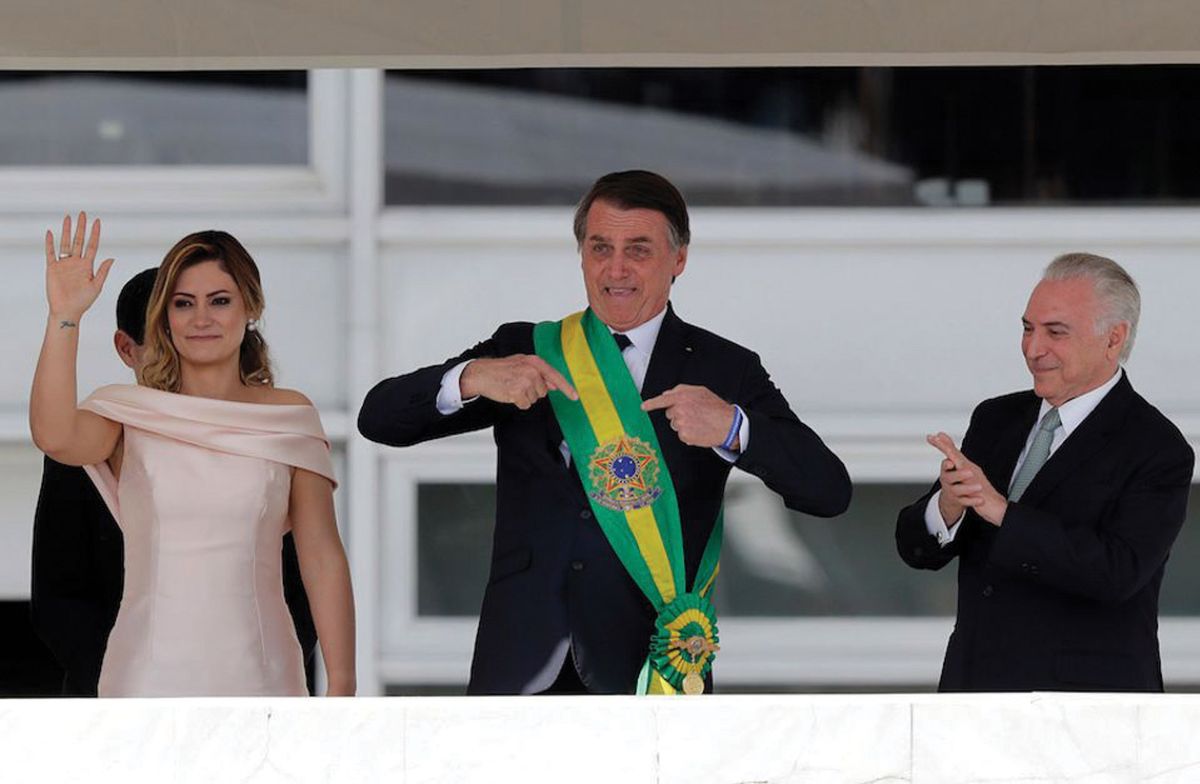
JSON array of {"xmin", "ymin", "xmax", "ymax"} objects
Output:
[{"xmin": 1043, "ymin": 252, "xmax": 1140, "ymax": 362}]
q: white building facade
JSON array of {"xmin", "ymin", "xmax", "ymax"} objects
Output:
[{"xmin": 2, "ymin": 68, "xmax": 1199, "ymax": 695}]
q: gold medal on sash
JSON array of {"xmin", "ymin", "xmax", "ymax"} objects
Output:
[{"xmin": 682, "ymin": 672, "xmax": 705, "ymax": 695}]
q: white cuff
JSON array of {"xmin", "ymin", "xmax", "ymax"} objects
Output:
[
  {"xmin": 924, "ymin": 490, "xmax": 964, "ymax": 546},
  {"xmin": 436, "ymin": 360, "xmax": 477, "ymax": 415},
  {"xmin": 712, "ymin": 405, "xmax": 750, "ymax": 464}
]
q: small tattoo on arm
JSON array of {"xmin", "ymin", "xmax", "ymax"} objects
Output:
[{"xmin": 58, "ymin": 320, "xmax": 77, "ymax": 329}]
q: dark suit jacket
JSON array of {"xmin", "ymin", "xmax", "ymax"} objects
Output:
[
  {"xmin": 358, "ymin": 305, "xmax": 851, "ymax": 694},
  {"xmin": 30, "ymin": 456, "xmax": 319, "ymax": 696},
  {"xmin": 896, "ymin": 374, "xmax": 1193, "ymax": 691}
]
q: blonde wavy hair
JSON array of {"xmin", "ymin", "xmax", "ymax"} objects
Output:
[{"xmin": 138, "ymin": 230, "xmax": 273, "ymax": 392}]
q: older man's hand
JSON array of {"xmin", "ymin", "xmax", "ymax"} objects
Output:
[
  {"xmin": 927, "ymin": 432, "xmax": 1008, "ymax": 527},
  {"xmin": 642, "ymin": 384, "xmax": 739, "ymax": 449},
  {"xmin": 460, "ymin": 356, "xmax": 578, "ymax": 410}
]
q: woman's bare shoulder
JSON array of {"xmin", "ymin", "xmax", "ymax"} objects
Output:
[{"xmin": 250, "ymin": 386, "xmax": 314, "ymax": 407}]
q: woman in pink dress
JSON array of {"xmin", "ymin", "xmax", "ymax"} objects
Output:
[{"xmin": 30, "ymin": 215, "xmax": 355, "ymax": 697}]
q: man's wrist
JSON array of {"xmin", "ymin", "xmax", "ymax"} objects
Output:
[
  {"xmin": 938, "ymin": 496, "xmax": 963, "ymax": 526},
  {"xmin": 436, "ymin": 360, "xmax": 475, "ymax": 415},
  {"xmin": 458, "ymin": 360, "xmax": 478, "ymax": 399},
  {"xmin": 720, "ymin": 405, "xmax": 743, "ymax": 451}
]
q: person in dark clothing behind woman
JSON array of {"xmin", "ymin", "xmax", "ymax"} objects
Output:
[{"xmin": 30, "ymin": 267, "xmax": 317, "ymax": 695}]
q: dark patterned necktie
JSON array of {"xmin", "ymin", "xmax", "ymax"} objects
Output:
[{"xmin": 612, "ymin": 333, "xmax": 632, "ymax": 352}]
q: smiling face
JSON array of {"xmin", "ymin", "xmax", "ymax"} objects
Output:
[
  {"xmin": 167, "ymin": 259, "xmax": 250, "ymax": 371},
  {"xmin": 580, "ymin": 199, "xmax": 688, "ymax": 331},
  {"xmin": 1021, "ymin": 277, "xmax": 1126, "ymax": 406}
]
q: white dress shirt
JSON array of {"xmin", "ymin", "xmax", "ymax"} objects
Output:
[
  {"xmin": 436, "ymin": 306, "xmax": 750, "ymax": 463},
  {"xmin": 924, "ymin": 368, "xmax": 1125, "ymax": 545}
]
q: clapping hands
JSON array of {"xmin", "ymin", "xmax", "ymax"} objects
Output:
[{"xmin": 927, "ymin": 432, "xmax": 1008, "ymax": 527}]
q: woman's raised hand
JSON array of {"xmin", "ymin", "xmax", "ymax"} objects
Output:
[{"xmin": 44, "ymin": 212, "xmax": 115, "ymax": 323}]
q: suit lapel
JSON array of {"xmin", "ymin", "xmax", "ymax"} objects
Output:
[
  {"xmin": 641, "ymin": 303, "xmax": 690, "ymax": 400},
  {"xmin": 639, "ymin": 305, "xmax": 694, "ymax": 474},
  {"xmin": 523, "ymin": 325, "xmax": 570, "ymax": 470},
  {"xmin": 541, "ymin": 402, "xmax": 565, "ymax": 453},
  {"xmin": 982, "ymin": 394, "xmax": 1040, "ymax": 494},
  {"xmin": 1015, "ymin": 374, "xmax": 1133, "ymax": 506}
]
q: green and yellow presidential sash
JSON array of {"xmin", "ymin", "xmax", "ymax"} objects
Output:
[{"xmin": 534, "ymin": 308, "xmax": 724, "ymax": 695}]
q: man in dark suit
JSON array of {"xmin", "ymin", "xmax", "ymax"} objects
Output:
[
  {"xmin": 358, "ymin": 170, "xmax": 851, "ymax": 694},
  {"xmin": 30, "ymin": 268, "xmax": 317, "ymax": 696},
  {"xmin": 897, "ymin": 252, "xmax": 1193, "ymax": 692}
]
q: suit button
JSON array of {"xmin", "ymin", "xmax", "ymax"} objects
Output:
[
  {"xmin": 1020, "ymin": 562, "xmax": 1030, "ymax": 572},
  {"xmin": 982, "ymin": 585, "xmax": 994, "ymax": 597},
  {"xmin": 571, "ymin": 560, "xmax": 585, "ymax": 572},
  {"xmin": 580, "ymin": 510, "xmax": 592, "ymax": 520}
]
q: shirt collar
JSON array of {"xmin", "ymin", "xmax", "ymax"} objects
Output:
[
  {"xmin": 607, "ymin": 306, "xmax": 667, "ymax": 356},
  {"xmin": 1038, "ymin": 367, "xmax": 1124, "ymax": 437}
]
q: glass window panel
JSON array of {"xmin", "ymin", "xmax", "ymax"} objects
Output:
[
  {"xmin": 384, "ymin": 66, "xmax": 1200, "ymax": 207},
  {"xmin": 0, "ymin": 72, "xmax": 308, "ymax": 166},
  {"xmin": 714, "ymin": 482, "xmax": 956, "ymax": 617},
  {"xmin": 417, "ymin": 481, "xmax": 1200, "ymax": 618},
  {"xmin": 1161, "ymin": 489, "xmax": 1200, "ymax": 616},
  {"xmin": 416, "ymin": 484, "xmax": 493, "ymax": 616}
]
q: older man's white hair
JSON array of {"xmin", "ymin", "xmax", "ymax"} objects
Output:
[{"xmin": 1042, "ymin": 252, "xmax": 1140, "ymax": 363}]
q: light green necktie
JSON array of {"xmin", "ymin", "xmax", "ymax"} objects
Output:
[{"xmin": 1008, "ymin": 407, "xmax": 1061, "ymax": 502}]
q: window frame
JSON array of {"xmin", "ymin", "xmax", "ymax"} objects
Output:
[{"xmin": 0, "ymin": 70, "xmax": 347, "ymax": 214}]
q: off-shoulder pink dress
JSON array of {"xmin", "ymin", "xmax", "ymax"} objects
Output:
[{"xmin": 78, "ymin": 384, "xmax": 336, "ymax": 697}]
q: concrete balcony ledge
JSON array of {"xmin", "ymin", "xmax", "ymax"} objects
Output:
[{"xmin": 3, "ymin": 693, "xmax": 1198, "ymax": 783}]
